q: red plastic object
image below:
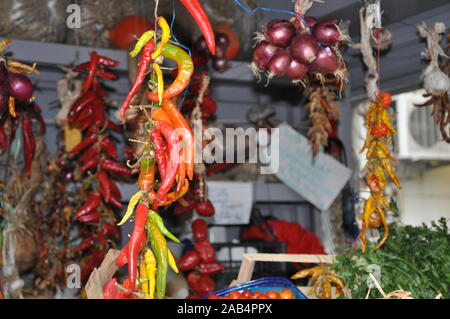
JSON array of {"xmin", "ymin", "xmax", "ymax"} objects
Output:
[{"xmin": 108, "ymin": 15, "xmax": 153, "ymax": 50}]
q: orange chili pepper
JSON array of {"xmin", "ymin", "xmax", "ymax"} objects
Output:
[
  {"xmin": 148, "ymin": 179, "xmax": 189, "ymax": 206},
  {"xmin": 161, "ymin": 99, "xmax": 194, "ymax": 180},
  {"xmin": 151, "ymin": 107, "xmax": 174, "ymax": 126}
]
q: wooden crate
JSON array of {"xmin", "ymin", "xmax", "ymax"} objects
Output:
[{"xmin": 230, "ymin": 253, "xmax": 337, "ymax": 299}]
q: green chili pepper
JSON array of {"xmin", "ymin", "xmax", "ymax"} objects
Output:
[
  {"xmin": 148, "ymin": 220, "xmax": 168, "ymax": 299},
  {"xmin": 148, "ymin": 210, "xmax": 180, "ymax": 243}
]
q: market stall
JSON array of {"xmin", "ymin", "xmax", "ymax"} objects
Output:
[{"xmin": 0, "ymin": 0, "xmax": 449, "ymax": 301}]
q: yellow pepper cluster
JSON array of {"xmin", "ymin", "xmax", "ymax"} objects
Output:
[{"xmin": 359, "ymin": 93, "xmax": 401, "ymax": 252}]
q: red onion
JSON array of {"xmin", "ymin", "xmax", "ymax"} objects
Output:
[
  {"xmin": 216, "ymin": 32, "xmax": 230, "ymax": 49},
  {"xmin": 0, "ymin": 62, "xmax": 8, "ymax": 84},
  {"xmin": 267, "ymin": 50, "xmax": 291, "ymax": 77},
  {"xmin": 309, "ymin": 46, "xmax": 339, "ymax": 74},
  {"xmin": 313, "ymin": 21, "xmax": 340, "ymax": 45},
  {"xmin": 7, "ymin": 73, "xmax": 34, "ymax": 101},
  {"xmin": 286, "ymin": 59, "xmax": 309, "ymax": 80},
  {"xmin": 212, "ymin": 58, "xmax": 230, "ymax": 73},
  {"xmin": 252, "ymin": 41, "xmax": 280, "ymax": 70},
  {"xmin": 0, "ymin": 87, "xmax": 9, "ymax": 113},
  {"xmin": 264, "ymin": 19, "xmax": 296, "ymax": 47},
  {"xmin": 289, "ymin": 34, "xmax": 319, "ymax": 64},
  {"xmin": 304, "ymin": 16, "xmax": 319, "ymax": 28}
]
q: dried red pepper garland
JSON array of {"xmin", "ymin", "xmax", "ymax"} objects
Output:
[
  {"xmin": 67, "ymin": 52, "xmax": 124, "ymax": 282},
  {"xmin": 178, "ymin": 218, "xmax": 224, "ymax": 298},
  {"xmin": 0, "ymin": 39, "xmax": 45, "ymax": 177}
]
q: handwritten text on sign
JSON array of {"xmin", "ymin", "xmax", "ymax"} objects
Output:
[
  {"xmin": 275, "ymin": 124, "xmax": 352, "ymax": 211},
  {"xmin": 207, "ymin": 181, "xmax": 253, "ymax": 225}
]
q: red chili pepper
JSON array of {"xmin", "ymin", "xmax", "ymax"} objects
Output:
[
  {"xmin": 97, "ymin": 170, "xmax": 111, "ymax": 202},
  {"xmin": 80, "ymin": 157, "xmax": 99, "ymax": 174},
  {"xmin": 153, "ymin": 120, "xmax": 181, "ymax": 206},
  {"xmin": 195, "ymin": 200, "xmax": 215, "ymax": 217},
  {"xmin": 194, "ymin": 274, "xmax": 215, "ymax": 297},
  {"xmin": 100, "ymin": 136, "xmax": 118, "ymax": 159},
  {"xmin": 197, "ymin": 262, "xmax": 224, "ymax": 275},
  {"xmin": 67, "ymin": 92, "xmax": 98, "ymax": 122},
  {"xmin": 116, "ymin": 235, "xmax": 146, "ymax": 268},
  {"xmin": 69, "ymin": 134, "xmax": 98, "ymax": 155},
  {"xmin": 108, "ymin": 196, "xmax": 125, "ymax": 210},
  {"xmin": 98, "ymin": 55, "xmax": 120, "ymax": 68},
  {"xmin": 73, "ymin": 235, "xmax": 96, "ymax": 253},
  {"xmin": 79, "ymin": 115, "xmax": 95, "ymax": 131},
  {"xmin": 0, "ymin": 124, "xmax": 7, "ymax": 155},
  {"xmin": 75, "ymin": 192, "xmax": 101, "ymax": 219},
  {"xmin": 109, "ymin": 180, "xmax": 122, "ymax": 201},
  {"xmin": 22, "ymin": 117, "xmax": 36, "ymax": 178},
  {"xmin": 187, "ymin": 271, "xmax": 200, "ymax": 287},
  {"xmin": 119, "ymin": 40, "xmax": 155, "ymax": 118},
  {"xmin": 127, "ymin": 203, "xmax": 149, "ymax": 293},
  {"xmin": 103, "ymin": 278, "xmax": 119, "ymax": 299},
  {"xmin": 194, "ymin": 240, "xmax": 215, "ymax": 263},
  {"xmin": 80, "ymin": 145, "xmax": 101, "ymax": 164},
  {"xmin": 178, "ymin": 250, "xmax": 201, "ymax": 271},
  {"xmin": 77, "ymin": 209, "xmax": 100, "ymax": 223},
  {"xmin": 82, "ymin": 51, "xmax": 100, "ymax": 94},
  {"xmin": 151, "ymin": 129, "xmax": 168, "ymax": 181},
  {"xmin": 101, "ymin": 159, "xmax": 131, "ymax": 175},
  {"xmin": 81, "ymin": 248, "xmax": 105, "ymax": 281},
  {"xmin": 173, "ymin": 203, "xmax": 195, "ymax": 216},
  {"xmin": 95, "ymin": 69, "xmax": 117, "ymax": 80},
  {"xmin": 179, "ymin": 0, "xmax": 216, "ymax": 55},
  {"xmin": 192, "ymin": 219, "xmax": 208, "ymax": 242},
  {"xmin": 91, "ymin": 104, "xmax": 106, "ymax": 128},
  {"xmin": 103, "ymin": 222, "xmax": 120, "ymax": 236}
]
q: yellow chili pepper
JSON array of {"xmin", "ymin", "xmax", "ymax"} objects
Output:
[
  {"xmin": 381, "ymin": 159, "xmax": 401, "ymax": 189},
  {"xmin": 8, "ymin": 96, "xmax": 16, "ymax": 118},
  {"xmin": 153, "ymin": 63, "xmax": 164, "ymax": 104},
  {"xmin": 151, "ymin": 17, "xmax": 171, "ymax": 60},
  {"xmin": 167, "ymin": 248, "xmax": 179, "ymax": 274},
  {"xmin": 0, "ymin": 38, "xmax": 11, "ymax": 54},
  {"xmin": 144, "ymin": 249, "xmax": 157, "ymax": 299},
  {"xmin": 117, "ymin": 190, "xmax": 144, "ymax": 226},
  {"xmin": 140, "ymin": 263, "xmax": 149, "ymax": 294},
  {"xmin": 7, "ymin": 61, "xmax": 40, "ymax": 75},
  {"xmin": 130, "ymin": 30, "xmax": 155, "ymax": 58},
  {"xmin": 363, "ymin": 196, "xmax": 375, "ymax": 228}
]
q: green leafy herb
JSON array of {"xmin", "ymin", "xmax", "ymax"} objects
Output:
[{"xmin": 332, "ymin": 218, "xmax": 450, "ymax": 299}]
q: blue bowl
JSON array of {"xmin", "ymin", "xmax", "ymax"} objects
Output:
[{"xmin": 206, "ymin": 277, "xmax": 308, "ymax": 299}]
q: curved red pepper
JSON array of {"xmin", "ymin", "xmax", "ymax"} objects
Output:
[
  {"xmin": 178, "ymin": 250, "xmax": 200, "ymax": 271},
  {"xmin": 194, "ymin": 240, "xmax": 215, "ymax": 263},
  {"xmin": 151, "ymin": 129, "xmax": 168, "ymax": 181},
  {"xmin": 127, "ymin": 203, "xmax": 148, "ymax": 293},
  {"xmin": 153, "ymin": 120, "xmax": 181, "ymax": 207},
  {"xmin": 179, "ymin": 0, "xmax": 216, "ymax": 55},
  {"xmin": 81, "ymin": 51, "xmax": 99, "ymax": 94},
  {"xmin": 69, "ymin": 134, "xmax": 98, "ymax": 155},
  {"xmin": 75, "ymin": 192, "xmax": 101, "ymax": 219},
  {"xmin": 119, "ymin": 40, "xmax": 155, "ymax": 118},
  {"xmin": 100, "ymin": 136, "xmax": 118, "ymax": 159},
  {"xmin": 101, "ymin": 159, "xmax": 131, "ymax": 175},
  {"xmin": 97, "ymin": 170, "xmax": 111, "ymax": 202},
  {"xmin": 80, "ymin": 157, "xmax": 99, "ymax": 174},
  {"xmin": 22, "ymin": 117, "xmax": 36, "ymax": 178}
]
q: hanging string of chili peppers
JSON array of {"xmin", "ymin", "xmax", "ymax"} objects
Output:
[
  {"xmin": 66, "ymin": 52, "xmax": 124, "ymax": 282},
  {"xmin": 0, "ymin": 39, "xmax": 45, "ymax": 178},
  {"xmin": 109, "ymin": 11, "xmax": 205, "ymax": 298}
]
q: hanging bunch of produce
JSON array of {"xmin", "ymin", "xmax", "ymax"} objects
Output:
[
  {"xmin": 66, "ymin": 51, "xmax": 124, "ymax": 283},
  {"xmin": 178, "ymin": 219, "xmax": 224, "ymax": 298},
  {"xmin": 359, "ymin": 91, "xmax": 399, "ymax": 251},
  {"xmin": 353, "ymin": 6, "xmax": 400, "ymax": 251},
  {"xmin": 0, "ymin": 39, "xmax": 47, "ymax": 298},
  {"xmin": 193, "ymin": 22, "xmax": 240, "ymax": 73},
  {"xmin": 106, "ymin": 0, "xmax": 217, "ymax": 299},
  {"xmin": 414, "ymin": 23, "xmax": 450, "ymax": 142},
  {"xmin": 251, "ymin": 2, "xmax": 349, "ymax": 86}
]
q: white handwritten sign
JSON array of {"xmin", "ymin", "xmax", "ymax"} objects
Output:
[
  {"xmin": 275, "ymin": 124, "xmax": 352, "ymax": 211},
  {"xmin": 206, "ymin": 181, "xmax": 253, "ymax": 225}
]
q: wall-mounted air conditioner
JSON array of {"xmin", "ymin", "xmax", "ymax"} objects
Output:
[{"xmin": 394, "ymin": 89, "xmax": 450, "ymax": 161}]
